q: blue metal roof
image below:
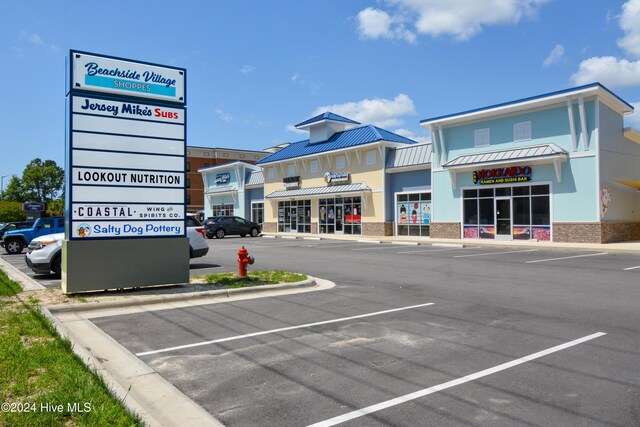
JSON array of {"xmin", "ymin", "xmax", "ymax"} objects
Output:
[
  {"xmin": 295, "ymin": 112, "xmax": 361, "ymax": 128},
  {"xmin": 420, "ymin": 82, "xmax": 634, "ymax": 125},
  {"xmin": 257, "ymin": 125, "xmax": 417, "ymax": 164}
]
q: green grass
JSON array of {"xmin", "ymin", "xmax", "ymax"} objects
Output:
[
  {"xmin": 0, "ymin": 268, "xmax": 141, "ymax": 427},
  {"xmin": 201, "ymin": 270, "xmax": 308, "ymax": 288}
]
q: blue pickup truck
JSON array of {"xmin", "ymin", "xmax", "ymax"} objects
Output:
[{"xmin": 2, "ymin": 217, "xmax": 65, "ymax": 254}]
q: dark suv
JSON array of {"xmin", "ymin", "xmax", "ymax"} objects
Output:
[{"xmin": 204, "ymin": 216, "xmax": 261, "ymax": 239}]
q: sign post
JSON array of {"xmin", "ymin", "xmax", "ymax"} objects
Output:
[{"xmin": 63, "ymin": 50, "xmax": 189, "ymax": 293}]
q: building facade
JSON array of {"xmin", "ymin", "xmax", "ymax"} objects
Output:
[
  {"xmin": 256, "ymin": 112, "xmax": 424, "ymax": 236},
  {"xmin": 421, "ymin": 83, "xmax": 640, "ymax": 243},
  {"xmin": 199, "ymin": 161, "xmax": 265, "ymax": 225},
  {"xmin": 186, "ymin": 146, "xmax": 269, "ymax": 213}
]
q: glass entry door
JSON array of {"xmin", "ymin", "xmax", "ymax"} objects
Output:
[
  {"xmin": 290, "ymin": 207, "xmax": 297, "ymax": 232},
  {"xmin": 335, "ymin": 204, "xmax": 343, "ymax": 233},
  {"xmin": 495, "ymin": 198, "xmax": 512, "ymax": 239}
]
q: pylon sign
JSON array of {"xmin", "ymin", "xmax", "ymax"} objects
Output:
[{"xmin": 66, "ymin": 50, "xmax": 187, "ymax": 240}]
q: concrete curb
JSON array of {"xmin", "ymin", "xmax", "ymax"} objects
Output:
[
  {"xmin": 0, "ymin": 257, "xmax": 46, "ymax": 290},
  {"xmin": 47, "ymin": 277, "xmax": 317, "ymax": 313},
  {"xmin": 261, "ymin": 233, "xmax": 640, "ymax": 254}
]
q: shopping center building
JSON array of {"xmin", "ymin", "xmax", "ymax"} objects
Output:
[
  {"xmin": 421, "ymin": 83, "xmax": 640, "ymax": 243},
  {"xmin": 198, "ymin": 83, "xmax": 638, "ymax": 243}
]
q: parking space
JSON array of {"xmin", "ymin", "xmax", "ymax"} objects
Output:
[{"xmin": 89, "ymin": 236, "xmax": 639, "ymax": 426}]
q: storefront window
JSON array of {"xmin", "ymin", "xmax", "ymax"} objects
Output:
[
  {"xmin": 252, "ymin": 202, "xmax": 264, "ymax": 226},
  {"xmin": 320, "ymin": 197, "xmax": 361, "ymax": 235},
  {"xmin": 278, "ymin": 200, "xmax": 311, "ymax": 233},
  {"xmin": 396, "ymin": 193, "xmax": 431, "ymax": 237},
  {"xmin": 463, "ymin": 185, "xmax": 551, "ymax": 241},
  {"xmin": 212, "ymin": 204, "xmax": 234, "ymax": 217}
]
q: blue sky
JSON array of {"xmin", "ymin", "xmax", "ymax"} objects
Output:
[{"xmin": 2, "ymin": 0, "xmax": 640, "ymax": 179}]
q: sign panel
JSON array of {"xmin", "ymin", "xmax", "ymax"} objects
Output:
[
  {"xmin": 68, "ymin": 90, "xmax": 185, "ymax": 239},
  {"xmin": 473, "ymin": 166, "xmax": 532, "ymax": 185},
  {"xmin": 324, "ymin": 172, "xmax": 350, "ymax": 184},
  {"xmin": 22, "ymin": 202, "xmax": 45, "ymax": 213},
  {"xmin": 71, "ymin": 51, "xmax": 185, "ymax": 103},
  {"xmin": 283, "ymin": 176, "xmax": 300, "ymax": 189},
  {"xmin": 215, "ymin": 173, "xmax": 231, "ymax": 185}
]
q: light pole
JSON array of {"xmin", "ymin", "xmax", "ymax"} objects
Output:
[{"xmin": 1, "ymin": 174, "xmax": 16, "ymax": 202}]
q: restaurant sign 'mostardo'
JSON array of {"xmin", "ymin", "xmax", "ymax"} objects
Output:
[{"xmin": 473, "ymin": 166, "xmax": 532, "ymax": 185}]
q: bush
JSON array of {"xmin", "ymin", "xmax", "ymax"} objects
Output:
[{"xmin": 0, "ymin": 202, "xmax": 26, "ymax": 222}]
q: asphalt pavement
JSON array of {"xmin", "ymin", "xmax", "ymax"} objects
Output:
[{"xmin": 81, "ymin": 236, "xmax": 640, "ymax": 426}]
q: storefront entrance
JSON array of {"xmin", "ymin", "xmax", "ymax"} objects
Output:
[
  {"xmin": 319, "ymin": 197, "xmax": 361, "ymax": 235},
  {"xmin": 495, "ymin": 197, "xmax": 511, "ymax": 239},
  {"xmin": 278, "ymin": 200, "xmax": 311, "ymax": 233}
]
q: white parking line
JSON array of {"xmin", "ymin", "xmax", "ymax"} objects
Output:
[
  {"xmin": 526, "ymin": 253, "xmax": 608, "ymax": 264},
  {"xmin": 307, "ymin": 332, "xmax": 606, "ymax": 427},
  {"xmin": 623, "ymin": 265, "xmax": 640, "ymax": 271},
  {"xmin": 454, "ymin": 249, "xmax": 538, "ymax": 258},
  {"xmin": 136, "ymin": 302, "xmax": 435, "ymax": 357},
  {"xmin": 395, "ymin": 247, "xmax": 474, "ymax": 254},
  {"xmin": 351, "ymin": 245, "xmax": 405, "ymax": 251}
]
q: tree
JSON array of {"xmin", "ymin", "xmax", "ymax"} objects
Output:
[
  {"xmin": 0, "ymin": 202, "xmax": 26, "ymax": 222},
  {"xmin": 1, "ymin": 176, "xmax": 24, "ymax": 202},
  {"xmin": 19, "ymin": 158, "xmax": 64, "ymax": 203}
]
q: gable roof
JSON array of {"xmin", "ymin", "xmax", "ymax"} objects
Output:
[
  {"xmin": 295, "ymin": 112, "xmax": 360, "ymax": 128},
  {"xmin": 421, "ymin": 83, "xmax": 634, "ymax": 128},
  {"xmin": 257, "ymin": 125, "xmax": 417, "ymax": 164}
]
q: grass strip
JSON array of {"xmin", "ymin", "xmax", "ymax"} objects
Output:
[
  {"xmin": 0, "ymin": 268, "xmax": 141, "ymax": 426},
  {"xmin": 201, "ymin": 270, "xmax": 308, "ymax": 288}
]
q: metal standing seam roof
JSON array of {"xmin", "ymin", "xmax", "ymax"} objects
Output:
[
  {"xmin": 256, "ymin": 125, "xmax": 417, "ymax": 165},
  {"xmin": 295, "ymin": 112, "xmax": 361, "ymax": 128},
  {"xmin": 386, "ymin": 143, "xmax": 432, "ymax": 169},
  {"xmin": 442, "ymin": 144, "xmax": 569, "ymax": 168},
  {"xmin": 265, "ymin": 183, "xmax": 370, "ymax": 199},
  {"xmin": 245, "ymin": 170, "xmax": 264, "ymax": 186}
]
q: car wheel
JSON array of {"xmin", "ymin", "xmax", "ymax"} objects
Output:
[
  {"xmin": 215, "ymin": 229, "xmax": 225, "ymax": 239},
  {"xmin": 250, "ymin": 228, "xmax": 259, "ymax": 237},
  {"xmin": 5, "ymin": 239, "xmax": 24, "ymax": 254},
  {"xmin": 52, "ymin": 254, "xmax": 61, "ymax": 277}
]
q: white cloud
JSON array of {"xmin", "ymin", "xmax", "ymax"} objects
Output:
[
  {"xmin": 393, "ymin": 128, "xmax": 431, "ymax": 144},
  {"xmin": 543, "ymin": 44, "xmax": 565, "ymax": 67},
  {"xmin": 19, "ymin": 30, "xmax": 59, "ymax": 52},
  {"xmin": 311, "ymin": 94, "xmax": 417, "ymax": 128},
  {"xmin": 239, "ymin": 65, "xmax": 255, "ymax": 75},
  {"xmin": 617, "ymin": 0, "xmax": 640, "ymax": 58},
  {"xmin": 356, "ymin": 0, "xmax": 550, "ymax": 43},
  {"xmin": 572, "ymin": 1, "xmax": 640, "ymax": 88},
  {"xmin": 571, "ymin": 56, "xmax": 640, "ymax": 88},
  {"xmin": 215, "ymin": 107, "xmax": 234, "ymax": 123},
  {"xmin": 356, "ymin": 7, "xmax": 416, "ymax": 43}
]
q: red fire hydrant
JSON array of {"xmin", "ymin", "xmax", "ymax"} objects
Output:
[{"xmin": 237, "ymin": 246, "xmax": 255, "ymax": 278}]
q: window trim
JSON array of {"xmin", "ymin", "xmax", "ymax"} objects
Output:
[
  {"xmin": 365, "ymin": 150, "xmax": 377, "ymax": 165},
  {"xmin": 336, "ymin": 155, "xmax": 346, "ymax": 170},
  {"xmin": 513, "ymin": 121, "xmax": 532, "ymax": 142},
  {"xmin": 474, "ymin": 128, "xmax": 490, "ymax": 148}
]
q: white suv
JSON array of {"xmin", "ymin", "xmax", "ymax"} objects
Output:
[
  {"xmin": 25, "ymin": 219, "xmax": 209, "ymax": 277},
  {"xmin": 25, "ymin": 232, "xmax": 64, "ymax": 276}
]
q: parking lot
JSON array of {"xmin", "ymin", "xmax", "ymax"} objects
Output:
[{"xmin": 32, "ymin": 236, "xmax": 632, "ymax": 427}]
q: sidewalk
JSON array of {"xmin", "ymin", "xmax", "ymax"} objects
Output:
[{"xmin": 262, "ymin": 232, "xmax": 640, "ymax": 254}]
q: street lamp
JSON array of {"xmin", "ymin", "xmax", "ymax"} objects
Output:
[{"xmin": 1, "ymin": 174, "xmax": 16, "ymax": 202}]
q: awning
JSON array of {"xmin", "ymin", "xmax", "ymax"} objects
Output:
[
  {"xmin": 266, "ymin": 183, "xmax": 370, "ymax": 199},
  {"xmin": 442, "ymin": 143, "xmax": 569, "ymax": 169},
  {"xmin": 204, "ymin": 186, "xmax": 237, "ymax": 195}
]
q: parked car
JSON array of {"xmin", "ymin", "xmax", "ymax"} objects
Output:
[
  {"xmin": 0, "ymin": 221, "xmax": 33, "ymax": 240},
  {"xmin": 204, "ymin": 216, "xmax": 261, "ymax": 239},
  {"xmin": 25, "ymin": 217, "xmax": 209, "ymax": 277},
  {"xmin": 2, "ymin": 217, "xmax": 65, "ymax": 254},
  {"xmin": 186, "ymin": 215, "xmax": 209, "ymax": 258}
]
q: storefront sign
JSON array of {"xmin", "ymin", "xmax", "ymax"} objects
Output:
[
  {"xmin": 22, "ymin": 202, "xmax": 45, "ymax": 213},
  {"xmin": 283, "ymin": 176, "xmax": 300, "ymax": 189},
  {"xmin": 215, "ymin": 173, "xmax": 231, "ymax": 185},
  {"xmin": 71, "ymin": 51, "xmax": 185, "ymax": 103},
  {"xmin": 67, "ymin": 51, "xmax": 186, "ymax": 240},
  {"xmin": 324, "ymin": 171, "xmax": 350, "ymax": 184},
  {"xmin": 473, "ymin": 166, "xmax": 531, "ymax": 185}
]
